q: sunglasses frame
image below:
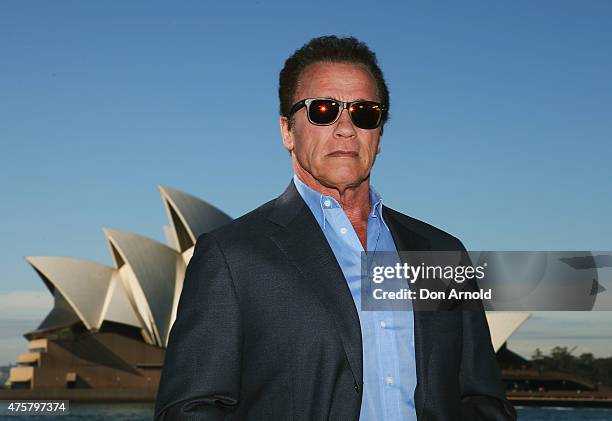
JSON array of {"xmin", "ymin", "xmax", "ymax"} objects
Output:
[{"xmin": 288, "ymin": 97, "xmax": 386, "ymax": 129}]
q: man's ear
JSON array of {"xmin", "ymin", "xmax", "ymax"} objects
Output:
[{"xmin": 280, "ymin": 116, "xmax": 294, "ymax": 152}]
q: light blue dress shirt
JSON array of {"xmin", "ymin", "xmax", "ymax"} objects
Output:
[{"xmin": 293, "ymin": 175, "xmax": 418, "ymax": 421}]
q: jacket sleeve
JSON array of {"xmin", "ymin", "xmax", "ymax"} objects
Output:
[
  {"xmin": 457, "ymin": 243, "xmax": 517, "ymax": 421},
  {"xmin": 154, "ymin": 233, "xmax": 243, "ymax": 420}
]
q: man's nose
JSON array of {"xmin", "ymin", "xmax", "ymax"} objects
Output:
[{"xmin": 333, "ymin": 108, "xmax": 357, "ymax": 138}]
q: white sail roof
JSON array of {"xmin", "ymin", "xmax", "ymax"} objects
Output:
[
  {"xmin": 103, "ymin": 228, "xmax": 182, "ymax": 347},
  {"xmin": 159, "ymin": 185, "xmax": 232, "ymax": 252},
  {"xmin": 26, "ymin": 256, "xmax": 142, "ymax": 332},
  {"xmin": 486, "ymin": 311, "xmax": 531, "ymax": 352},
  {"xmin": 26, "ymin": 256, "xmax": 114, "ymax": 330},
  {"xmin": 100, "ymin": 271, "xmax": 142, "ymax": 329}
]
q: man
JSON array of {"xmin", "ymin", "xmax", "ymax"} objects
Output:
[{"xmin": 155, "ymin": 36, "xmax": 516, "ymax": 420}]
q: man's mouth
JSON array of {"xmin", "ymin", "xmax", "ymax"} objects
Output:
[{"xmin": 327, "ymin": 150, "xmax": 358, "ymax": 157}]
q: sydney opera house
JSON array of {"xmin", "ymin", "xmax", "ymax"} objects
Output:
[{"xmin": 6, "ymin": 186, "xmax": 529, "ymax": 394}]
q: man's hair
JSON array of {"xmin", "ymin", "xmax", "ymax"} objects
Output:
[{"xmin": 279, "ymin": 35, "xmax": 390, "ymax": 129}]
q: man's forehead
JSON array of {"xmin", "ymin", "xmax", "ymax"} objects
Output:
[{"xmin": 295, "ymin": 62, "xmax": 379, "ymax": 101}]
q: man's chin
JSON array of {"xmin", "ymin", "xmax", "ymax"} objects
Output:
[{"xmin": 316, "ymin": 173, "xmax": 369, "ymax": 191}]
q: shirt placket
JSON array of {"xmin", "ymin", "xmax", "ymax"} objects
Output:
[{"xmin": 369, "ymin": 213, "xmax": 402, "ymax": 420}]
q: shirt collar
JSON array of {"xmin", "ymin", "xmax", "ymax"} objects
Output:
[{"xmin": 292, "ymin": 174, "xmax": 387, "ymax": 230}]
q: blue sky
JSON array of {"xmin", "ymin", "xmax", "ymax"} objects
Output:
[{"xmin": 1, "ymin": 1, "xmax": 611, "ymax": 364}]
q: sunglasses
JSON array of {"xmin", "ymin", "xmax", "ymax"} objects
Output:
[{"xmin": 288, "ymin": 98, "xmax": 386, "ymax": 130}]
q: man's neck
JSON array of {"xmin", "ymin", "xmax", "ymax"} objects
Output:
[{"xmin": 293, "ymin": 165, "xmax": 371, "ymax": 224}]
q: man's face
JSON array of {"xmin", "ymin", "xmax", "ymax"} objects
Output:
[{"xmin": 280, "ymin": 62, "xmax": 383, "ymax": 191}]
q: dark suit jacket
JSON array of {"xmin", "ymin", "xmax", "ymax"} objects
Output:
[{"xmin": 154, "ymin": 181, "xmax": 517, "ymax": 420}]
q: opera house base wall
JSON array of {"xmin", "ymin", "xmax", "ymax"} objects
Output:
[{"xmin": 5, "ymin": 328, "xmax": 164, "ymax": 395}]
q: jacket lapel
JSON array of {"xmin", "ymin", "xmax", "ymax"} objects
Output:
[
  {"xmin": 268, "ymin": 181, "xmax": 363, "ymax": 387},
  {"xmin": 382, "ymin": 207, "xmax": 435, "ymax": 418}
]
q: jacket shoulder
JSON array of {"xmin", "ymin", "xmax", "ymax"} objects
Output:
[
  {"xmin": 383, "ymin": 206, "xmax": 466, "ymax": 251},
  {"xmin": 194, "ymin": 197, "xmax": 277, "ymax": 247}
]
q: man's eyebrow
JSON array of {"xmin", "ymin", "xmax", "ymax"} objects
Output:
[{"xmin": 351, "ymin": 98, "xmax": 383, "ymax": 103}]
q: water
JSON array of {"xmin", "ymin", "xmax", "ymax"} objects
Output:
[
  {"xmin": 2, "ymin": 403, "xmax": 612, "ymax": 420},
  {"xmin": 516, "ymin": 406, "xmax": 612, "ymax": 420}
]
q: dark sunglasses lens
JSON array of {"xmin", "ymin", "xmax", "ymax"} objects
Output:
[
  {"xmin": 308, "ymin": 99, "xmax": 340, "ymax": 124},
  {"xmin": 349, "ymin": 102, "xmax": 382, "ymax": 129}
]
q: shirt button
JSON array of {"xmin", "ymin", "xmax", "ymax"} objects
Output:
[
  {"xmin": 323, "ymin": 199, "xmax": 331, "ymax": 207},
  {"xmin": 379, "ymin": 320, "xmax": 386, "ymax": 329},
  {"xmin": 354, "ymin": 382, "xmax": 360, "ymax": 393},
  {"xmin": 340, "ymin": 227, "xmax": 348, "ymax": 235},
  {"xmin": 386, "ymin": 376, "xmax": 394, "ymax": 385}
]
